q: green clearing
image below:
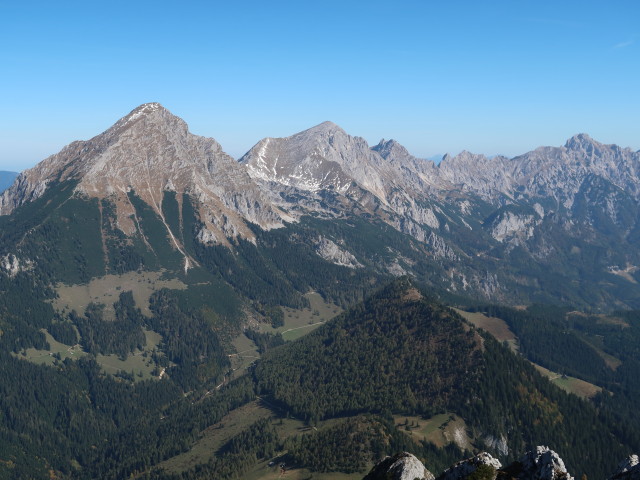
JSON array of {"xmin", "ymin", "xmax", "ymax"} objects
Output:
[
  {"xmin": 157, "ymin": 398, "xmax": 321, "ymax": 476},
  {"xmin": 17, "ymin": 330, "xmax": 86, "ymax": 365},
  {"xmin": 157, "ymin": 400, "xmax": 274, "ymax": 474},
  {"xmin": 96, "ymin": 329, "xmax": 163, "ymax": 380},
  {"xmin": 567, "ymin": 311, "xmax": 630, "ymax": 328},
  {"xmin": 456, "ymin": 308, "xmax": 603, "ymax": 398},
  {"xmin": 394, "ymin": 413, "xmax": 471, "ymax": 450},
  {"xmin": 18, "ymin": 328, "xmax": 164, "ymax": 381},
  {"xmin": 159, "ymin": 403, "xmax": 365, "ymax": 479},
  {"xmin": 258, "ymin": 292, "xmax": 342, "ymax": 341},
  {"xmin": 227, "ymin": 333, "xmax": 261, "ymax": 382},
  {"xmin": 574, "ymin": 332, "xmax": 623, "ymax": 370},
  {"xmin": 157, "ymin": 396, "xmax": 470, "ymax": 479},
  {"xmin": 52, "ymin": 270, "xmax": 187, "ymax": 318},
  {"xmin": 533, "ymin": 363, "xmax": 602, "ymax": 399},
  {"xmin": 226, "ymin": 292, "xmax": 342, "ymax": 382},
  {"xmin": 454, "ymin": 308, "xmax": 519, "ymax": 352}
]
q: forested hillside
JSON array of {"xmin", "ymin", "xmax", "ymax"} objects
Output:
[
  {"xmin": 253, "ymin": 279, "xmax": 635, "ymax": 479},
  {"xmin": 255, "ymin": 279, "xmax": 481, "ymax": 421}
]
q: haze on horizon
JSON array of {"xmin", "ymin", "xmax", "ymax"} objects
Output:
[{"xmin": 1, "ymin": 0, "xmax": 638, "ymax": 172}]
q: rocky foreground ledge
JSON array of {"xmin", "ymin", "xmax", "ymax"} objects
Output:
[{"xmin": 364, "ymin": 446, "xmax": 640, "ymax": 480}]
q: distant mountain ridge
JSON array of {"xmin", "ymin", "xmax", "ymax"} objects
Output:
[{"xmin": 2, "ymin": 103, "xmax": 640, "ymax": 309}]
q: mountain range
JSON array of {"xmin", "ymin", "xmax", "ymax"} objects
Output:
[{"xmin": 2, "ymin": 103, "xmax": 640, "ymax": 309}]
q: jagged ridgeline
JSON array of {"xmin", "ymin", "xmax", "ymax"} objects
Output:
[
  {"xmin": 254, "ymin": 278, "xmax": 632, "ymax": 478},
  {"xmin": 3, "ymin": 103, "xmax": 640, "ymax": 311}
]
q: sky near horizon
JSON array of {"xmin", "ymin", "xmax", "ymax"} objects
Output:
[{"xmin": 0, "ymin": 1, "xmax": 638, "ymax": 171}]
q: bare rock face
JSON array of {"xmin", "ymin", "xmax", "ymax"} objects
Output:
[
  {"xmin": 314, "ymin": 236, "xmax": 362, "ymax": 268},
  {"xmin": 437, "ymin": 452, "xmax": 502, "ymax": 480},
  {"xmin": 483, "ymin": 434, "xmax": 509, "ymax": 457},
  {"xmin": 505, "ymin": 446, "xmax": 573, "ymax": 480},
  {"xmin": 372, "ymin": 138, "xmax": 443, "ymax": 191},
  {"xmin": 363, "ymin": 452, "xmax": 435, "ymax": 480},
  {"xmin": 489, "ymin": 211, "xmax": 539, "ymax": 243},
  {"xmin": 608, "ymin": 455, "xmax": 640, "ymax": 480},
  {"xmin": 0, "ymin": 103, "xmax": 287, "ymax": 253},
  {"xmin": 439, "ymin": 151, "xmax": 514, "ymax": 200},
  {"xmin": 1, "ymin": 254, "xmax": 33, "ymax": 278}
]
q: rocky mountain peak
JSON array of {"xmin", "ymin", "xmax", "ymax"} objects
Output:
[
  {"xmin": 438, "ymin": 150, "xmax": 513, "ymax": 197},
  {"xmin": 438, "ymin": 150, "xmax": 493, "ymax": 171},
  {"xmin": 0, "ymin": 104, "xmax": 287, "ymax": 256},
  {"xmin": 102, "ymin": 102, "xmax": 190, "ymax": 143},
  {"xmin": 118, "ymin": 102, "xmax": 166, "ymax": 123},
  {"xmin": 293, "ymin": 121, "xmax": 352, "ymax": 148},
  {"xmin": 241, "ymin": 120, "xmax": 394, "ymax": 202},
  {"xmin": 373, "ymin": 138, "xmax": 411, "ymax": 160},
  {"xmin": 564, "ymin": 133, "xmax": 598, "ymax": 151},
  {"xmin": 306, "ymin": 120, "xmax": 344, "ymax": 134}
]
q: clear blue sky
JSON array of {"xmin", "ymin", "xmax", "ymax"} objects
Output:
[{"xmin": 1, "ymin": 0, "xmax": 638, "ymax": 171}]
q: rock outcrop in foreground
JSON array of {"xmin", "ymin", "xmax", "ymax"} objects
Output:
[
  {"xmin": 508, "ymin": 446, "xmax": 573, "ymax": 480},
  {"xmin": 609, "ymin": 455, "xmax": 640, "ymax": 480},
  {"xmin": 437, "ymin": 452, "xmax": 502, "ymax": 480},
  {"xmin": 363, "ymin": 452, "xmax": 435, "ymax": 480},
  {"xmin": 365, "ymin": 447, "xmax": 575, "ymax": 480}
]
